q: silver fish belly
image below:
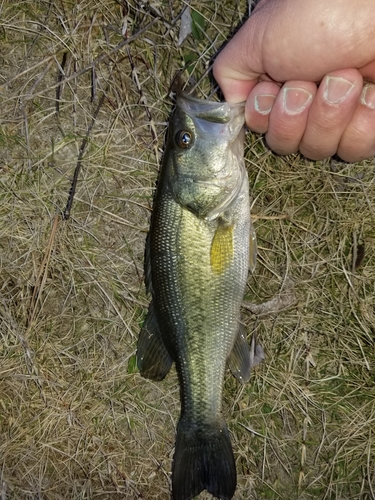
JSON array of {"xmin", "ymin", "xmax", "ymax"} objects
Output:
[{"xmin": 136, "ymin": 93, "xmax": 258, "ymax": 500}]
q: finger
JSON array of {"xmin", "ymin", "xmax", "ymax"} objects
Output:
[
  {"xmin": 263, "ymin": 82, "xmax": 317, "ymax": 154},
  {"xmin": 213, "ymin": 47, "xmax": 260, "ymax": 104},
  {"xmin": 300, "ymin": 69, "xmax": 363, "ymax": 160},
  {"xmin": 359, "ymin": 60, "xmax": 375, "ymax": 81},
  {"xmin": 338, "ymin": 83, "xmax": 375, "ymax": 162},
  {"xmin": 212, "ymin": 12, "xmax": 267, "ymax": 103},
  {"xmin": 244, "ymin": 81, "xmax": 280, "ymax": 133},
  {"xmin": 214, "ymin": 0, "xmax": 375, "ymax": 104}
]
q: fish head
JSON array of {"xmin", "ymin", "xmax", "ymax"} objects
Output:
[{"xmin": 166, "ymin": 93, "xmax": 246, "ymax": 220}]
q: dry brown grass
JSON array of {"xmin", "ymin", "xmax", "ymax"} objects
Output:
[{"xmin": 1, "ymin": 1, "xmax": 374, "ymax": 499}]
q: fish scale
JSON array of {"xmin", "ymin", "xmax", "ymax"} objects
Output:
[
  {"xmin": 136, "ymin": 93, "xmax": 261, "ymax": 500},
  {"xmin": 155, "ymin": 199, "xmax": 240, "ymax": 415}
]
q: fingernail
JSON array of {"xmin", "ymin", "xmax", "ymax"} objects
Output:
[
  {"xmin": 324, "ymin": 76, "xmax": 355, "ymax": 104},
  {"xmin": 254, "ymin": 94, "xmax": 276, "ymax": 115},
  {"xmin": 361, "ymin": 83, "xmax": 375, "ymax": 109},
  {"xmin": 282, "ymin": 87, "xmax": 312, "ymax": 114}
]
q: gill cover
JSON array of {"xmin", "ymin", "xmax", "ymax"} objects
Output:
[{"xmin": 170, "ymin": 93, "xmax": 246, "ymax": 220}]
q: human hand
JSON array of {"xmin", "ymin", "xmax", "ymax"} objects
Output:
[{"xmin": 213, "ymin": 0, "xmax": 375, "ymax": 162}]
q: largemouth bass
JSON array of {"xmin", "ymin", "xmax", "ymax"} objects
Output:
[{"xmin": 136, "ymin": 93, "xmax": 260, "ymax": 500}]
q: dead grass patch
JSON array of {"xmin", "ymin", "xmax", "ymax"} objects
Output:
[{"xmin": 0, "ymin": 1, "xmax": 374, "ymax": 499}]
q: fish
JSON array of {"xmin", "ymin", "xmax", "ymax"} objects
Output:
[{"xmin": 136, "ymin": 92, "xmax": 261, "ymax": 500}]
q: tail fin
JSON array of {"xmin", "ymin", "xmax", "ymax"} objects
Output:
[{"xmin": 172, "ymin": 416, "xmax": 236, "ymax": 500}]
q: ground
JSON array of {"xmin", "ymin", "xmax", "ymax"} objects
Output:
[{"xmin": 0, "ymin": 1, "xmax": 374, "ymax": 499}]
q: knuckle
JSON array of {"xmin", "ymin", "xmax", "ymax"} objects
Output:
[{"xmin": 299, "ymin": 139, "xmax": 336, "ymax": 160}]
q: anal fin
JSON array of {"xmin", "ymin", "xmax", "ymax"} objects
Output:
[
  {"xmin": 136, "ymin": 301, "xmax": 172, "ymax": 381},
  {"xmin": 227, "ymin": 323, "xmax": 251, "ymax": 383},
  {"xmin": 250, "ymin": 330, "xmax": 265, "ymax": 368},
  {"xmin": 228, "ymin": 324, "xmax": 264, "ymax": 383}
]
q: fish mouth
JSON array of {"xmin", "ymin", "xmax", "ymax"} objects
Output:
[
  {"xmin": 178, "ymin": 92, "xmax": 245, "ymax": 124},
  {"xmin": 177, "ymin": 93, "xmax": 246, "ymax": 142}
]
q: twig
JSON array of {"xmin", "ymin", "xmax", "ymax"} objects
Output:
[
  {"xmin": 1, "ymin": 19, "xmax": 159, "ymax": 100},
  {"xmin": 55, "ymin": 51, "xmax": 68, "ymax": 115},
  {"xmin": 126, "ymin": 46, "xmax": 160, "ymax": 163},
  {"xmin": 251, "ymin": 213, "xmax": 289, "ymax": 220},
  {"xmin": 63, "ymin": 90, "xmax": 107, "ymax": 220},
  {"xmin": 238, "ymin": 422, "xmax": 267, "ymax": 439},
  {"xmin": 243, "ymin": 281, "xmax": 297, "ymax": 316},
  {"xmin": 20, "ymin": 101, "xmax": 32, "ymax": 170},
  {"xmin": 27, "ymin": 214, "xmax": 59, "ymax": 327},
  {"xmin": 351, "ymin": 230, "xmax": 365, "ymax": 272}
]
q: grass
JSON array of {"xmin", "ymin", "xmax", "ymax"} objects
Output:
[{"xmin": 1, "ymin": 1, "xmax": 375, "ymax": 499}]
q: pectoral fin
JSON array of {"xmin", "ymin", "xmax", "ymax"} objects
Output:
[
  {"xmin": 210, "ymin": 223, "xmax": 234, "ymax": 275},
  {"xmin": 228, "ymin": 325, "xmax": 264, "ymax": 383},
  {"xmin": 249, "ymin": 220, "xmax": 257, "ymax": 273},
  {"xmin": 136, "ymin": 301, "xmax": 173, "ymax": 381}
]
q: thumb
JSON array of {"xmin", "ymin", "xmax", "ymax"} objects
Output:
[{"xmin": 213, "ymin": 10, "xmax": 267, "ymax": 103}]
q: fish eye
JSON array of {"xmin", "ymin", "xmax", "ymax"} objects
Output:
[{"xmin": 175, "ymin": 130, "xmax": 193, "ymax": 149}]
